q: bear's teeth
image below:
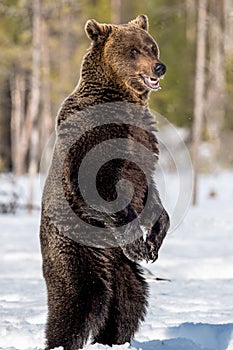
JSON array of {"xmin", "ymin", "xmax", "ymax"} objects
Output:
[
  {"xmin": 148, "ymin": 77, "xmax": 160, "ymax": 89},
  {"xmin": 141, "ymin": 75, "xmax": 161, "ymax": 90}
]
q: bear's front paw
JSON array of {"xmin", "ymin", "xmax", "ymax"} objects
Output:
[{"xmin": 146, "ymin": 209, "xmax": 170, "ymax": 262}]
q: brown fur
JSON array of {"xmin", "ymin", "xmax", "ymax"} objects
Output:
[{"xmin": 40, "ymin": 15, "xmax": 169, "ymax": 350}]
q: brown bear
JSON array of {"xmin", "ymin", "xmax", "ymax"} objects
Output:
[{"xmin": 40, "ymin": 14, "xmax": 169, "ymax": 350}]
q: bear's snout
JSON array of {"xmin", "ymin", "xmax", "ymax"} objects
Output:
[{"xmin": 153, "ymin": 63, "xmax": 166, "ymax": 78}]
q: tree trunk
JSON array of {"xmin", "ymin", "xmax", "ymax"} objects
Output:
[
  {"xmin": 40, "ymin": 17, "xmax": 52, "ymax": 156},
  {"xmin": 192, "ymin": 0, "xmax": 207, "ymax": 205},
  {"xmin": 223, "ymin": 0, "xmax": 233, "ymax": 55},
  {"xmin": 203, "ymin": 0, "xmax": 225, "ymax": 169},
  {"xmin": 58, "ymin": 7, "xmax": 72, "ymax": 101},
  {"xmin": 10, "ymin": 68, "xmax": 26, "ymax": 175},
  {"xmin": 0, "ymin": 79, "xmax": 11, "ymax": 171},
  {"xmin": 28, "ymin": 0, "xmax": 41, "ymax": 211},
  {"xmin": 110, "ymin": 0, "xmax": 122, "ymax": 23}
]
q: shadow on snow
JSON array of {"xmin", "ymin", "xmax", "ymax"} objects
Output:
[{"xmin": 132, "ymin": 322, "xmax": 233, "ymax": 350}]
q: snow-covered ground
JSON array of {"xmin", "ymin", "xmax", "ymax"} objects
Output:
[{"xmin": 1, "ymin": 171, "xmax": 233, "ymax": 350}]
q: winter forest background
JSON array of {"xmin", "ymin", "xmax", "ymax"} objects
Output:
[
  {"xmin": 0, "ymin": 0, "xmax": 233, "ymax": 180},
  {"xmin": 1, "ymin": 1, "xmax": 233, "ymax": 350}
]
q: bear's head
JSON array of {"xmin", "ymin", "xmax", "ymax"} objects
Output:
[{"xmin": 85, "ymin": 15, "xmax": 166, "ymax": 96}]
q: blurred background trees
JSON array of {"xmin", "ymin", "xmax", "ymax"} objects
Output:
[{"xmin": 0, "ymin": 0, "xmax": 232, "ymax": 177}]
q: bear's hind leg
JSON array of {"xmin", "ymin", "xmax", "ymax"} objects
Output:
[
  {"xmin": 44, "ymin": 249, "xmax": 112, "ymax": 350},
  {"xmin": 45, "ymin": 286, "xmax": 87, "ymax": 350},
  {"xmin": 93, "ymin": 258, "xmax": 148, "ymax": 346}
]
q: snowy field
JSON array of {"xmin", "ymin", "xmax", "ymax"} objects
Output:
[{"xmin": 1, "ymin": 171, "xmax": 233, "ymax": 350}]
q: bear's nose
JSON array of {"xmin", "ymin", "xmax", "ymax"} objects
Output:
[{"xmin": 153, "ymin": 63, "xmax": 166, "ymax": 78}]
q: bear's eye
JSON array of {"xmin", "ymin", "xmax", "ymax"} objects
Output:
[
  {"xmin": 130, "ymin": 48, "xmax": 140, "ymax": 57},
  {"xmin": 151, "ymin": 45, "xmax": 158, "ymax": 56}
]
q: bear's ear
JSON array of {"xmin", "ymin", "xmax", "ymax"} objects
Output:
[
  {"xmin": 129, "ymin": 15, "xmax": 149, "ymax": 31},
  {"xmin": 85, "ymin": 19, "xmax": 112, "ymax": 43}
]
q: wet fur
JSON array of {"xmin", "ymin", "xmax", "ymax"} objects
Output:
[{"xmin": 40, "ymin": 15, "xmax": 169, "ymax": 349}]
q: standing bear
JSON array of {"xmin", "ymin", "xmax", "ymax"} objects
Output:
[{"xmin": 40, "ymin": 14, "xmax": 169, "ymax": 350}]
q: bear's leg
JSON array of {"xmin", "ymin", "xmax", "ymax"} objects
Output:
[
  {"xmin": 45, "ymin": 285, "xmax": 87, "ymax": 350},
  {"xmin": 93, "ymin": 258, "xmax": 148, "ymax": 346},
  {"xmin": 44, "ymin": 251, "xmax": 111, "ymax": 350}
]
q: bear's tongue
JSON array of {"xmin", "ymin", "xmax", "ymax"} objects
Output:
[{"xmin": 142, "ymin": 75, "xmax": 160, "ymax": 90}]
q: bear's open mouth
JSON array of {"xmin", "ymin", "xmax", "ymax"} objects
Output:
[{"xmin": 141, "ymin": 74, "xmax": 161, "ymax": 91}]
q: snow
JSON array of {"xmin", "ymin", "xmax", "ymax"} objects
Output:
[{"xmin": 1, "ymin": 171, "xmax": 233, "ymax": 350}]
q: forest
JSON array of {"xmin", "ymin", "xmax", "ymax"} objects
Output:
[{"xmin": 0, "ymin": 0, "xmax": 233, "ymax": 176}]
